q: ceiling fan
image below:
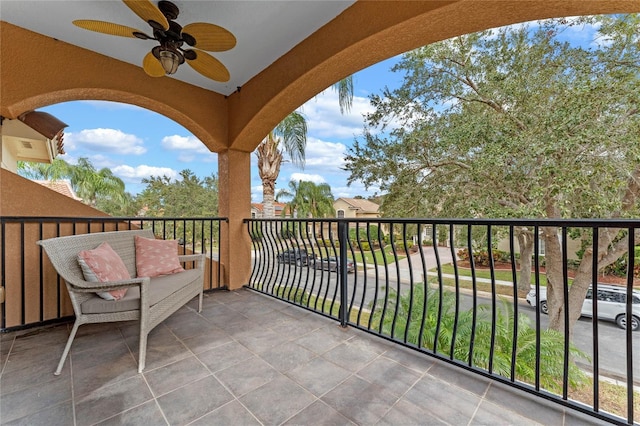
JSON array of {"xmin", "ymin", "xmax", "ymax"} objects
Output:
[{"xmin": 73, "ymin": 0, "xmax": 235, "ymax": 82}]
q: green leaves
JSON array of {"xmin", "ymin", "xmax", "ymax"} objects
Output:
[
  {"xmin": 276, "ymin": 180, "xmax": 334, "ymax": 218},
  {"xmin": 371, "ymin": 284, "xmax": 588, "ymax": 391},
  {"xmin": 18, "ymin": 157, "xmax": 129, "ymax": 211},
  {"xmin": 273, "ymin": 111, "xmax": 308, "ymax": 169},
  {"xmin": 138, "ymin": 169, "xmax": 219, "ymax": 218}
]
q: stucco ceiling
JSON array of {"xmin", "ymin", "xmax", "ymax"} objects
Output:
[{"xmin": 1, "ymin": 0, "xmax": 355, "ymax": 96}]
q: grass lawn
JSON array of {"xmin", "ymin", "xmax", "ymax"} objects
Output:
[
  {"xmin": 570, "ymin": 378, "xmax": 640, "ymax": 422},
  {"xmin": 352, "ymin": 245, "xmax": 406, "ymax": 266},
  {"xmin": 434, "ymin": 263, "xmax": 578, "ymax": 287}
]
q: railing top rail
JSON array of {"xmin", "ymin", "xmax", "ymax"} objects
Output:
[
  {"xmin": 243, "ymin": 217, "xmax": 640, "ymax": 227},
  {"xmin": 1, "ymin": 216, "xmax": 229, "ymax": 223}
]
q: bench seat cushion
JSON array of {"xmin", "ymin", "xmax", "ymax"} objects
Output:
[{"xmin": 80, "ymin": 269, "xmax": 201, "ymax": 314}]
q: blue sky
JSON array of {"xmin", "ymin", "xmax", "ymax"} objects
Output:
[
  {"xmin": 41, "ymin": 56, "xmax": 403, "ymax": 202},
  {"xmin": 40, "ymin": 17, "xmax": 600, "ymax": 203}
]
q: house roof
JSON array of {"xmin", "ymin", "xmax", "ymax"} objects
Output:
[
  {"xmin": 335, "ymin": 198, "xmax": 380, "ymax": 213},
  {"xmin": 33, "ymin": 180, "xmax": 82, "ymax": 201},
  {"xmin": 251, "ymin": 202, "xmax": 287, "ymax": 212},
  {"xmin": 19, "ymin": 111, "xmax": 67, "ymax": 155},
  {"xmin": 251, "ymin": 202, "xmax": 293, "ymax": 215}
]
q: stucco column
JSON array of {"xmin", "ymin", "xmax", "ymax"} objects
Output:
[{"xmin": 218, "ymin": 149, "xmax": 252, "ymax": 290}]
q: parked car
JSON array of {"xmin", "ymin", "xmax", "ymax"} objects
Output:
[
  {"xmin": 526, "ymin": 284, "xmax": 640, "ymax": 331},
  {"xmin": 277, "ymin": 249, "xmax": 314, "ymax": 266},
  {"xmin": 312, "ymin": 256, "xmax": 355, "ymax": 273}
]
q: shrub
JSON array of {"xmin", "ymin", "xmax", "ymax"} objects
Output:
[
  {"xmin": 316, "ymin": 239, "xmax": 339, "ymax": 248},
  {"xmin": 603, "ymin": 255, "xmax": 628, "ymax": 277},
  {"xmin": 456, "ymin": 248, "xmax": 503, "ymax": 266},
  {"xmin": 395, "ymin": 241, "xmax": 414, "ymax": 252},
  {"xmin": 457, "ymin": 248, "xmax": 470, "ymax": 261},
  {"xmin": 350, "ymin": 225, "xmax": 382, "ymax": 242},
  {"xmin": 371, "ymin": 284, "xmax": 588, "ymax": 393},
  {"xmin": 249, "ymin": 228, "xmax": 263, "ymax": 242}
]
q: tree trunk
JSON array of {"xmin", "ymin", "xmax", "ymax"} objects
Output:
[
  {"xmin": 256, "ymin": 134, "xmax": 283, "ymax": 218},
  {"xmin": 542, "ymin": 225, "xmax": 568, "ymax": 333},
  {"xmin": 515, "ymin": 227, "xmax": 534, "ymax": 295},
  {"xmin": 262, "ymin": 189, "xmax": 275, "ymax": 219}
]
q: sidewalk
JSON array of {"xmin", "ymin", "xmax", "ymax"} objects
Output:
[{"xmin": 362, "ymin": 247, "xmax": 515, "ymax": 287}]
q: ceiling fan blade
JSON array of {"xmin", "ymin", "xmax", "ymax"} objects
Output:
[
  {"xmin": 123, "ymin": 0, "xmax": 169, "ymax": 30},
  {"xmin": 186, "ymin": 50, "xmax": 230, "ymax": 82},
  {"xmin": 73, "ymin": 20, "xmax": 141, "ymax": 38},
  {"xmin": 182, "ymin": 23, "xmax": 236, "ymax": 52},
  {"xmin": 143, "ymin": 51, "xmax": 165, "ymax": 77}
]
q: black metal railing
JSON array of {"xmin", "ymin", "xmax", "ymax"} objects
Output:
[
  {"xmin": 0, "ymin": 216, "xmax": 227, "ymax": 331},
  {"xmin": 245, "ymin": 218, "xmax": 639, "ymax": 425}
]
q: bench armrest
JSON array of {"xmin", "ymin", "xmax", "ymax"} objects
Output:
[{"xmin": 178, "ymin": 253, "xmax": 206, "ymax": 270}]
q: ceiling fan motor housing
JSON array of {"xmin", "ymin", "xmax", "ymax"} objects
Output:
[{"xmin": 158, "ymin": 1, "xmax": 179, "ymax": 20}]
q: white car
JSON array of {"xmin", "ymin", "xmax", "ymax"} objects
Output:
[{"xmin": 526, "ymin": 284, "xmax": 640, "ymax": 331}]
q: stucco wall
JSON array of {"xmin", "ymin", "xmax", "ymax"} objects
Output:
[
  {"xmin": 1, "ymin": 170, "xmax": 110, "ymax": 327},
  {"xmin": 0, "ymin": 170, "xmax": 224, "ymax": 329},
  {"xmin": 1, "ymin": 144, "xmax": 18, "ymax": 173},
  {"xmin": 1, "ymin": 168, "xmax": 108, "ymax": 217},
  {"xmin": 333, "ymin": 200, "xmax": 356, "ymax": 219}
]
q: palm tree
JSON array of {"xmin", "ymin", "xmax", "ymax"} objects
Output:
[
  {"xmin": 17, "ymin": 158, "xmax": 72, "ymax": 180},
  {"xmin": 18, "ymin": 157, "xmax": 127, "ymax": 209},
  {"xmin": 257, "ymin": 111, "xmax": 307, "ymax": 218},
  {"xmin": 371, "ymin": 283, "xmax": 588, "ymax": 392},
  {"xmin": 257, "ymin": 78, "xmax": 353, "ymax": 217},
  {"xmin": 68, "ymin": 157, "xmax": 126, "ymax": 207},
  {"xmin": 277, "ymin": 180, "xmax": 334, "ymax": 218}
]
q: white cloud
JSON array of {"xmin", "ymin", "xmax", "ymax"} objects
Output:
[
  {"xmin": 65, "ymin": 128, "xmax": 146, "ymax": 155},
  {"xmin": 332, "ymin": 182, "xmax": 381, "ymax": 199},
  {"xmin": 303, "ymin": 138, "xmax": 347, "ymax": 168},
  {"xmin": 251, "ymin": 184, "xmax": 264, "ymax": 202},
  {"xmin": 161, "ymin": 134, "xmax": 216, "ymax": 162},
  {"xmin": 289, "ymin": 173, "xmax": 326, "ymax": 184},
  {"xmin": 112, "ymin": 164, "xmax": 178, "ymax": 183},
  {"xmin": 301, "ymin": 90, "xmax": 373, "ymax": 140}
]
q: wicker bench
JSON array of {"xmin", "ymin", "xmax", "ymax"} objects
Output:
[{"xmin": 38, "ymin": 229, "xmax": 205, "ymax": 375}]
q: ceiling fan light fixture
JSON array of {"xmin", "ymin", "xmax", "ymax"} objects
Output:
[{"xmin": 152, "ymin": 44, "xmax": 184, "ymax": 75}]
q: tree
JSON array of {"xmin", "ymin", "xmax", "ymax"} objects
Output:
[
  {"xmin": 18, "ymin": 157, "xmax": 129, "ymax": 212},
  {"xmin": 257, "ymin": 78, "xmax": 354, "ymax": 217},
  {"xmin": 137, "ymin": 169, "xmax": 219, "ymax": 246},
  {"xmin": 257, "ymin": 111, "xmax": 307, "ymax": 218},
  {"xmin": 276, "ymin": 180, "xmax": 334, "ymax": 218},
  {"xmin": 95, "ymin": 192, "xmax": 139, "ymax": 217},
  {"xmin": 18, "ymin": 158, "xmax": 71, "ymax": 181},
  {"xmin": 67, "ymin": 157, "xmax": 127, "ymax": 207},
  {"xmin": 345, "ymin": 16, "xmax": 640, "ymax": 334},
  {"xmin": 137, "ymin": 169, "xmax": 218, "ymax": 217}
]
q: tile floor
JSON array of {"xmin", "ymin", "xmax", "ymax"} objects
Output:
[{"xmin": 0, "ymin": 289, "xmax": 603, "ymax": 425}]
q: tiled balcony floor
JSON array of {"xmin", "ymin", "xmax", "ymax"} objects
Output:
[{"xmin": 1, "ymin": 288, "xmax": 602, "ymax": 426}]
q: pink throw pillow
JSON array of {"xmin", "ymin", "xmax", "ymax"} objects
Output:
[
  {"xmin": 135, "ymin": 235, "xmax": 185, "ymax": 278},
  {"xmin": 77, "ymin": 242, "xmax": 130, "ymax": 300}
]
